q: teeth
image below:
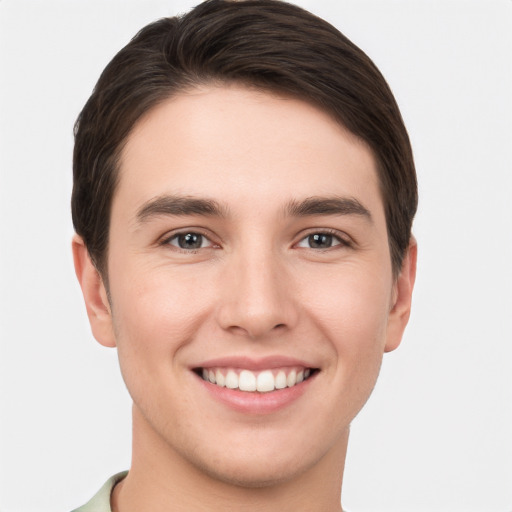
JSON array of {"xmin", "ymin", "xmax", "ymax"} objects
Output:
[
  {"xmin": 256, "ymin": 370, "xmax": 275, "ymax": 392},
  {"xmin": 199, "ymin": 367, "xmax": 314, "ymax": 392},
  {"xmin": 287, "ymin": 370, "xmax": 297, "ymax": 388},
  {"xmin": 225, "ymin": 370, "xmax": 238, "ymax": 389},
  {"xmin": 239, "ymin": 370, "xmax": 257, "ymax": 392},
  {"xmin": 215, "ymin": 369, "xmax": 225, "ymax": 387},
  {"xmin": 275, "ymin": 371, "xmax": 287, "ymax": 389}
]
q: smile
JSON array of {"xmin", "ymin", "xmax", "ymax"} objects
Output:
[{"xmin": 197, "ymin": 367, "xmax": 315, "ymax": 392}]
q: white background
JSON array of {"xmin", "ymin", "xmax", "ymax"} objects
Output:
[{"xmin": 0, "ymin": 1, "xmax": 511, "ymax": 511}]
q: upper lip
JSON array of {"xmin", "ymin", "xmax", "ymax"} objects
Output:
[{"xmin": 192, "ymin": 355, "xmax": 318, "ymax": 371}]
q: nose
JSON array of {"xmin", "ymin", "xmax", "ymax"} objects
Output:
[{"xmin": 216, "ymin": 249, "xmax": 299, "ymax": 340}]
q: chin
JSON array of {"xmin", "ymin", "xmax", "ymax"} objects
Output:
[
  {"xmin": 194, "ymin": 452, "xmax": 313, "ymax": 489},
  {"xmin": 174, "ymin": 425, "xmax": 337, "ymax": 491}
]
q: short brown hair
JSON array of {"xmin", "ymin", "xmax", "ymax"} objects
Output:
[{"xmin": 72, "ymin": 0, "xmax": 417, "ymax": 276}]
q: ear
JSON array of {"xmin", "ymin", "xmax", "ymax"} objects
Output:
[
  {"xmin": 384, "ymin": 237, "xmax": 417, "ymax": 353},
  {"xmin": 72, "ymin": 235, "xmax": 116, "ymax": 348}
]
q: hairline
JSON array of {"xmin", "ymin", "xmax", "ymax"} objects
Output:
[{"xmin": 92, "ymin": 79, "xmax": 401, "ymax": 285}]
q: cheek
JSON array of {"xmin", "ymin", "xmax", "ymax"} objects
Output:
[
  {"xmin": 111, "ymin": 257, "xmax": 212, "ymax": 334},
  {"xmin": 108, "ymin": 265, "xmax": 213, "ymax": 384},
  {"xmin": 305, "ymin": 264, "xmax": 392, "ymax": 349},
  {"xmin": 303, "ymin": 265, "xmax": 392, "ymax": 398}
]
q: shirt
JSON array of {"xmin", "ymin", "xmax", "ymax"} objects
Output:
[{"xmin": 71, "ymin": 472, "xmax": 128, "ymax": 512}]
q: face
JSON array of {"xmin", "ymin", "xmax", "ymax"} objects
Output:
[{"xmin": 75, "ymin": 85, "xmax": 415, "ymax": 487}]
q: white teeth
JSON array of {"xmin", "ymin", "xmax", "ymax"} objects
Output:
[
  {"xmin": 287, "ymin": 370, "xmax": 297, "ymax": 387},
  {"xmin": 215, "ymin": 369, "xmax": 225, "ymax": 387},
  {"xmin": 200, "ymin": 367, "xmax": 314, "ymax": 392},
  {"xmin": 256, "ymin": 370, "xmax": 275, "ymax": 392},
  {"xmin": 239, "ymin": 370, "xmax": 257, "ymax": 391},
  {"xmin": 225, "ymin": 370, "xmax": 238, "ymax": 389},
  {"xmin": 275, "ymin": 371, "xmax": 287, "ymax": 389}
]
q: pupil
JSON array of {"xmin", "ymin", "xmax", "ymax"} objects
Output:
[
  {"xmin": 309, "ymin": 233, "xmax": 332, "ymax": 248},
  {"xmin": 178, "ymin": 233, "xmax": 202, "ymax": 249}
]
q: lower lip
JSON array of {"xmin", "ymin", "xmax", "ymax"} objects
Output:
[{"xmin": 196, "ymin": 373, "xmax": 316, "ymax": 414}]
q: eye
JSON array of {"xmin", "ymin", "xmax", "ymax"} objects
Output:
[
  {"xmin": 166, "ymin": 232, "xmax": 213, "ymax": 250},
  {"xmin": 296, "ymin": 232, "xmax": 344, "ymax": 249}
]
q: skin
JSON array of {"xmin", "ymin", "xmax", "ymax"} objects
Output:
[{"xmin": 73, "ymin": 85, "xmax": 416, "ymax": 512}]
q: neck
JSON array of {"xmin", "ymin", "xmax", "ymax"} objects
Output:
[{"xmin": 112, "ymin": 406, "xmax": 348, "ymax": 512}]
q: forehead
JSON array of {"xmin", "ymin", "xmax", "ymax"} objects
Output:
[{"xmin": 115, "ymin": 85, "xmax": 383, "ymax": 221}]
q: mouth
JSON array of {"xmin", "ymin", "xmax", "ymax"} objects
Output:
[{"xmin": 194, "ymin": 366, "xmax": 318, "ymax": 393}]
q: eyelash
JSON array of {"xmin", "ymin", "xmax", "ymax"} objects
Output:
[
  {"xmin": 296, "ymin": 229, "xmax": 352, "ymax": 250},
  {"xmin": 159, "ymin": 228, "xmax": 351, "ymax": 253},
  {"xmin": 159, "ymin": 230, "xmax": 218, "ymax": 253}
]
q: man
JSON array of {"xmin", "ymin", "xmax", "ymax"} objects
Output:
[{"xmin": 71, "ymin": 0, "xmax": 417, "ymax": 510}]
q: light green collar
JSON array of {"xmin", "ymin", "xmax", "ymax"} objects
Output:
[{"xmin": 71, "ymin": 471, "xmax": 128, "ymax": 512}]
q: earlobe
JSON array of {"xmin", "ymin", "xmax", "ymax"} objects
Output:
[
  {"xmin": 384, "ymin": 237, "xmax": 417, "ymax": 353},
  {"xmin": 72, "ymin": 235, "xmax": 116, "ymax": 348}
]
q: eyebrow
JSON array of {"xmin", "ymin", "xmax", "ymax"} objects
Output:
[
  {"xmin": 136, "ymin": 194, "xmax": 229, "ymax": 223},
  {"xmin": 286, "ymin": 196, "xmax": 372, "ymax": 221},
  {"xmin": 135, "ymin": 194, "xmax": 372, "ymax": 224}
]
